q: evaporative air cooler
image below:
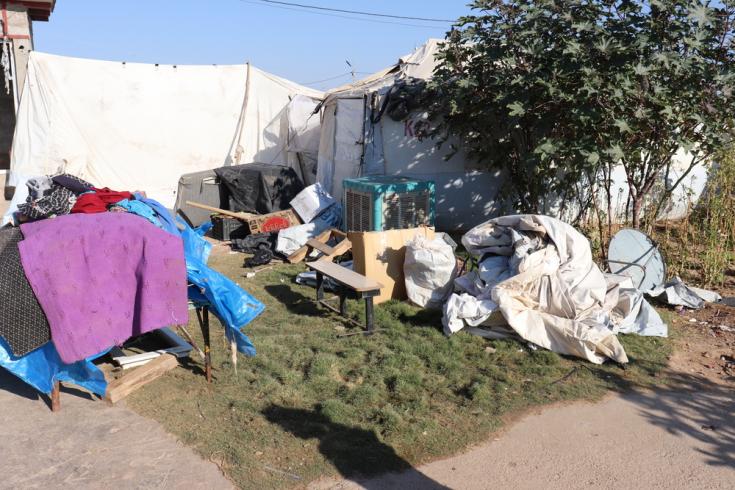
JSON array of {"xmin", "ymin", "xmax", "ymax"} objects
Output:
[{"xmin": 343, "ymin": 176, "xmax": 435, "ymax": 232}]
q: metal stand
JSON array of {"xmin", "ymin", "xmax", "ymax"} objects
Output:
[{"xmin": 315, "ymin": 271, "xmax": 379, "ymax": 335}]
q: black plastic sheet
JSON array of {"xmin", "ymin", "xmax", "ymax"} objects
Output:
[{"xmin": 214, "ymin": 163, "xmax": 304, "ymax": 215}]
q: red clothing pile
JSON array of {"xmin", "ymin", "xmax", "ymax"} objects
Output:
[{"xmin": 71, "ymin": 188, "xmax": 133, "ymax": 214}]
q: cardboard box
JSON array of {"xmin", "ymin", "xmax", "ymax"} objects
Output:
[
  {"xmin": 247, "ymin": 209, "xmax": 301, "ymax": 234},
  {"xmin": 348, "ymin": 226, "xmax": 435, "ymax": 304}
]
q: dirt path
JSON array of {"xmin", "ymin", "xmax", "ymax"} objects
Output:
[
  {"xmin": 313, "ymin": 371, "xmax": 734, "ymax": 490},
  {"xmin": 0, "ymin": 369, "xmax": 233, "ymax": 490}
]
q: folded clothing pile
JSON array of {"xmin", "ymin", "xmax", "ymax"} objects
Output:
[{"xmin": 17, "ymin": 174, "xmax": 93, "ymax": 220}]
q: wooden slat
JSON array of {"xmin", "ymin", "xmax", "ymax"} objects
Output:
[
  {"xmin": 51, "ymin": 382, "xmax": 60, "ymax": 412},
  {"xmin": 185, "ymin": 201, "xmax": 255, "ymax": 221},
  {"xmin": 307, "ymin": 261, "xmax": 383, "ymax": 292},
  {"xmin": 104, "ymin": 354, "xmax": 179, "ymax": 404},
  {"xmin": 287, "ymin": 229, "xmax": 332, "ymax": 263},
  {"xmin": 306, "ymin": 238, "xmax": 335, "ymax": 255},
  {"xmin": 319, "ymin": 238, "xmax": 351, "ymax": 261}
]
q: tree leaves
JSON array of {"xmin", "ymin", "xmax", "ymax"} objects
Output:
[
  {"xmin": 507, "ymin": 101, "xmax": 526, "ymax": 116},
  {"xmin": 427, "ymin": 0, "xmax": 735, "ymax": 214}
]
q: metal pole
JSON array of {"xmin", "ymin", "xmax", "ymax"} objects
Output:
[
  {"xmin": 199, "ymin": 307, "xmax": 212, "ymax": 384},
  {"xmin": 365, "ymin": 297, "xmax": 374, "ymax": 333}
]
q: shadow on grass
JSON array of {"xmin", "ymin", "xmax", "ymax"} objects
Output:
[
  {"xmin": 262, "ymin": 404, "xmax": 450, "ymax": 489},
  {"xmin": 396, "ymin": 309, "xmax": 443, "ymax": 331},
  {"xmin": 264, "ymin": 284, "xmax": 322, "ymax": 317},
  {"xmin": 177, "ymin": 356, "xmax": 208, "ymax": 378}
]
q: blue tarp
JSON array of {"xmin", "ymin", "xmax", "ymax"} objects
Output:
[
  {"xmin": 0, "ymin": 337, "xmax": 108, "ymax": 396},
  {"xmin": 179, "ymin": 219, "xmax": 264, "ymax": 356}
]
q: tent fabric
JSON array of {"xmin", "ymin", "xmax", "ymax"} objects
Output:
[
  {"xmin": 646, "ymin": 276, "xmax": 722, "ymax": 309},
  {"xmin": 605, "ymin": 274, "xmax": 668, "ymax": 337},
  {"xmin": 9, "ymin": 52, "xmax": 321, "ymax": 209},
  {"xmin": 316, "ymin": 98, "xmax": 365, "ymax": 201},
  {"xmin": 316, "ymin": 40, "xmax": 506, "ymax": 231},
  {"xmin": 286, "ymin": 95, "xmax": 322, "ymax": 155},
  {"xmin": 446, "ymin": 215, "xmax": 633, "ymax": 364}
]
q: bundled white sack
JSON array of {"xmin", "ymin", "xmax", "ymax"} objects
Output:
[{"xmin": 404, "ymin": 234, "xmax": 458, "ymax": 309}]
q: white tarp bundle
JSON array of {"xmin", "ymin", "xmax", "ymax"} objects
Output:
[
  {"xmin": 444, "ymin": 215, "xmax": 668, "ymax": 364},
  {"xmin": 8, "ymin": 52, "xmax": 321, "ymax": 209},
  {"xmin": 404, "ymin": 234, "xmax": 458, "ymax": 309}
]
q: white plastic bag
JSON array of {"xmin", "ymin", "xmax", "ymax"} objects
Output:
[{"xmin": 404, "ymin": 235, "xmax": 457, "ymax": 309}]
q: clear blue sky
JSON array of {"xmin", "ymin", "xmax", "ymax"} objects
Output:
[{"xmin": 33, "ymin": 0, "xmax": 471, "ymax": 90}]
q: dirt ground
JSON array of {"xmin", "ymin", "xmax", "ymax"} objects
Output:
[
  {"xmin": 0, "ymin": 370, "xmax": 233, "ymax": 489},
  {"xmin": 666, "ymin": 301, "xmax": 735, "ymax": 385}
]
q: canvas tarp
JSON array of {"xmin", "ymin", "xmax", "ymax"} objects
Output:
[
  {"xmin": 445, "ymin": 215, "xmax": 667, "ymax": 364},
  {"xmin": 8, "ymin": 52, "xmax": 321, "ymax": 210}
]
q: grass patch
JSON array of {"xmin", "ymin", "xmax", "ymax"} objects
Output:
[{"xmin": 127, "ymin": 253, "xmax": 672, "ymax": 489}]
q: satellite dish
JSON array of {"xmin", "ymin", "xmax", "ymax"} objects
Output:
[{"xmin": 607, "ymin": 228, "xmax": 666, "ymax": 292}]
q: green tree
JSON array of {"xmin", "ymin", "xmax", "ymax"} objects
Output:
[{"xmin": 429, "ymin": 0, "xmax": 735, "ymax": 227}]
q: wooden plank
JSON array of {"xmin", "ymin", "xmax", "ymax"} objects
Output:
[
  {"xmin": 307, "ymin": 261, "xmax": 383, "ymax": 292},
  {"xmin": 287, "ymin": 229, "xmax": 332, "ymax": 263},
  {"xmin": 306, "ymin": 238, "xmax": 335, "ymax": 255},
  {"xmin": 51, "ymin": 382, "xmax": 60, "ymax": 412},
  {"xmin": 320, "ymin": 238, "xmax": 351, "ymax": 261},
  {"xmin": 185, "ymin": 201, "xmax": 255, "ymax": 221},
  {"xmin": 104, "ymin": 354, "xmax": 179, "ymax": 404}
]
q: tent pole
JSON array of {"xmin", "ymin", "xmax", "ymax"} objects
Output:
[{"xmin": 233, "ymin": 62, "xmax": 251, "ymax": 164}]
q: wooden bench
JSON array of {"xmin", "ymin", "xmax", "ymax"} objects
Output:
[{"xmin": 306, "ymin": 260, "xmax": 383, "ymax": 333}]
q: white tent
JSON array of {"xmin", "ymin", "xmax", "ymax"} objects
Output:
[
  {"xmin": 316, "ymin": 39, "xmax": 506, "ymax": 231},
  {"xmin": 8, "ymin": 52, "xmax": 321, "ymax": 210},
  {"xmin": 314, "ymin": 39, "xmax": 708, "ymax": 231}
]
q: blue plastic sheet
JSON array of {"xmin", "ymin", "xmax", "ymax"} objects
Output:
[
  {"xmin": 116, "ymin": 198, "xmax": 162, "ymax": 228},
  {"xmin": 0, "ymin": 337, "xmax": 108, "ymax": 396},
  {"xmin": 179, "ymin": 218, "xmax": 264, "ymax": 356}
]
